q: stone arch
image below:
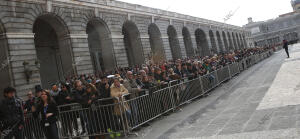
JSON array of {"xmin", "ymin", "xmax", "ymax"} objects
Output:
[
  {"xmin": 216, "ymin": 31, "xmax": 224, "ymax": 53},
  {"xmin": 167, "ymin": 25, "xmax": 182, "ymax": 60},
  {"xmin": 122, "ymin": 20, "xmax": 145, "ymax": 67},
  {"xmin": 232, "ymin": 32, "xmax": 238, "ymax": 50},
  {"xmin": 182, "ymin": 27, "xmax": 194, "ymax": 57},
  {"xmin": 27, "ymin": 6, "xmax": 72, "ymax": 34},
  {"xmin": 227, "ymin": 32, "xmax": 234, "ymax": 50},
  {"xmin": 222, "ymin": 31, "xmax": 229, "ymax": 52},
  {"xmin": 0, "ymin": 20, "xmax": 11, "ymax": 98},
  {"xmin": 148, "ymin": 23, "xmax": 165, "ymax": 59},
  {"xmin": 209, "ymin": 30, "xmax": 218, "ymax": 54},
  {"xmin": 195, "ymin": 29, "xmax": 210, "ymax": 56},
  {"xmin": 86, "ymin": 18, "xmax": 116, "ymax": 73},
  {"xmin": 33, "ymin": 13, "xmax": 74, "ymax": 88}
]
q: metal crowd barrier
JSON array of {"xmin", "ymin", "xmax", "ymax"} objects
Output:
[
  {"xmin": 217, "ymin": 66, "xmax": 231, "ymax": 83},
  {"xmin": 24, "ymin": 113, "xmax": 45, "ymax": 139},
  {"xmin": 229, "ymin": 62, "xmax": 240, "ymax": 77},
  {"xmin": 171, "ymin": 77, "xmax": 204, "ymax": 106},
  {"xmin": 18, "ymin": 50, "xmax": 275, "ymax": 139},
  {"xmin": 201, "ymin": 71, "xmax": 219, "ymax": 93},
  {"xmin": 239, "ymin": 59, "xmax": 247, "ymax": 72},
  {"xmin": 57, "ymin": 98, "xmax": 127, "ymax": 139},
  {"xmin": 121, "ymin": 87, "xmax": 175, "ymax": 131}
]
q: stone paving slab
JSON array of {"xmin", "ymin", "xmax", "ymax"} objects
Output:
[
  {"xmin": 127, "ymin": 44, "xmax": 300, "ymax": 139},
  {"xmin": 184, "ymin": 128, "xmax": 299, "ymax": 139}
]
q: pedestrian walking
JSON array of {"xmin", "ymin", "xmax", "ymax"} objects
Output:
[{"xmin": 283, "ymin": 40, "xmax": 290, "ymax": 58}]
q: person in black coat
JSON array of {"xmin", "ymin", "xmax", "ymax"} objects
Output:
[
  {"xmin": 23, "ymin": 91, "xmax": 36, "ymax": 139},
  {"xmin": 98, "ymin": 76, "xmax": 112, "ymax": 103},
  {"xmin": 283, "ymin": 40, "xmax": 290, "ymax": 58},
  {"xmin": 24, "ymin": 91, "xmax": 35, "ymax": 113},
  {"xmin": 97, "ymin": 77, "xmax": 114, "ymax": 134},
  {"xmin": 71, "ymin": 80, "xmax": 87, "ymax": 135},
  {"xmin": 57, "ymin": 83, "xmax": 73, "ymax": 106},
  {"xmin": 80, "ymin": 84, "xmax": 98, "ymax": 139},
  {"xmin": 57, "ymin": 83, "xmax": 79, "ymax": 136},
  {"xmin": 0, "ymin": 87, "xmax": 24, "ymax": 139},
  {"xmin": 154, "ymin": 68, "xmax": 164, "ymax": 83},
  {"xmin": 32, "ymin": 90, "xmax": 59, "ymax": 139},
  {"xmin": 72, "ymin": 80, "xmax": 85, "ymax": 103},
  {"xmin": 174, "ymin": 64, "xmax": 184, "ymax": 78},
  {"xmin": 142, "ymin": 76, "xmax": 154, "ymax": 90}
]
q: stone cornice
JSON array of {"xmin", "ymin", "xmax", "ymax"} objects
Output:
[
  {"xmin": 110, "ymin": 34, "xmax": 124, "ymax": 39},
  {"xmin": 5, "ymin": 33, "xmax": 35, "ymax": 39},
  {"xmin": 44, "ymin": 0, "xmax": 243, "ymax": 31},
  {"xmin": 69, "ymin": 34, "xmax": 88, "ymax": 39},
  {"xmin": 12, "ymin": 0, "xmax": 246, "ymax": 31}
]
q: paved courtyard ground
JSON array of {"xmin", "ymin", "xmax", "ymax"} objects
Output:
[{"xmin": 128, "ymin": 44, "xmax": 300, "ymax": 139}]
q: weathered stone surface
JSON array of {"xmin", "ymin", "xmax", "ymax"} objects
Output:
[{"xmin": 0, "ymin": 0, "xmax": 248, "ymax": 97}]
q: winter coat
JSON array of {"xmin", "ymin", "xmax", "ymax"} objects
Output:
[
  {"xmin": 0, "ymin": 97, "xmax": 24, "ymax": 129},
  {"xmin": 110, "ymin": 84, "xmax": 130, "ymax": 116},
  {"xmin": 34, "ymin": 102, "xmax": 58, "ymax": 125},
  {"xmin": 123, "ymin": 79, "xmax": 140, "ymax": 98}
]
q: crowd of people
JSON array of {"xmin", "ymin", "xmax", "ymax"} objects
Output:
[{"xmin": 0, "ymin": 46, "xmax": 275, "ymax": 139}]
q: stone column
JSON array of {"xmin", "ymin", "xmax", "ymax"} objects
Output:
[
  {"xmin": 161, "ymin": 36, "xmax": 173, "ymax": 60},
  {"xmin": 0, "ymin": 33, "xmax": 12, "ymax": 99},
  {"xmin": 191, "ymin": 36, "xmax": 197, "ymax": 56},
  {"xmin": 178, "ymin": 35, "xmax": 187, "ymax": 58},
  {"xmin": 5, "ymin": 33, "xmax": 40, "ymax": 97},
  {"xmin": 206, "ymin": 31, "xmax": 213, "ymax": 55},
  {"xmin": 213, "ymin": 31, "xmax": 220, "ymax": 53},
  {"xmin": 140, "ymin": 34, "xmax": 151, "ymax": 64},
  {"xmin": 111, "ymin": 34, "xmax": 129, "ymax": 68},
  {"xmin": 219, "ymin": 32, "xmax": 227, "ymax": 52},
  {"xmin": 69, "ymin": 34, "xmax": 94, "ymax": 75}
]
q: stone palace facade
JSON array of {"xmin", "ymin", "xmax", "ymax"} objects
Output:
[
  {"xmin": 0, "ymin": 0, "xmax": 249, "ymax": 97},
  {"xmin": 244, "ymin": 0, "xmax": 300, "ymax": 47}
]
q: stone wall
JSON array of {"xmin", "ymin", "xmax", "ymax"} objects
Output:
[{"xmin": 0, "ymin": 0, "xmax": 249, "ymax": 97}]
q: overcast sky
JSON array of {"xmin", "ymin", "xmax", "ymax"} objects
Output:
[{"xmin": 117, "ymin": 0, "xmax": 293, "ymax": 26}]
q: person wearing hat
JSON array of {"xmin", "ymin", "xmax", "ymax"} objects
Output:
[
  {"xmin": 34, "ymin": 85, "xmax": 43, "ymax": 106},
  {"xmin": 0, "ymin": 87, "xmax": 24, "ymax": 139}
]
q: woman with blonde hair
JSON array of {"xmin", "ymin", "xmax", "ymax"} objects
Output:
[{"xmin": 110, "ymin": 78, "xmax": 131, "ymax": 130}]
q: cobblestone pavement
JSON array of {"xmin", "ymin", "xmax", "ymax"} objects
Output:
[{"xmin": 127, "ymin": 44, "xmax": 300, "ymax": 139}]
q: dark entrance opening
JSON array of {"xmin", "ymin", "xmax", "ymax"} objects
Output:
[
  {"xmin": 33, "ymin": 15, "xmax": 73, "ymax": 88},
  {"xmin": 122, "ymin": 21, "xmax": 145, "ymax": 67},
  {"xmin": 87, "ymin": 19, "xmax": 116, "ymax": 73}
]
